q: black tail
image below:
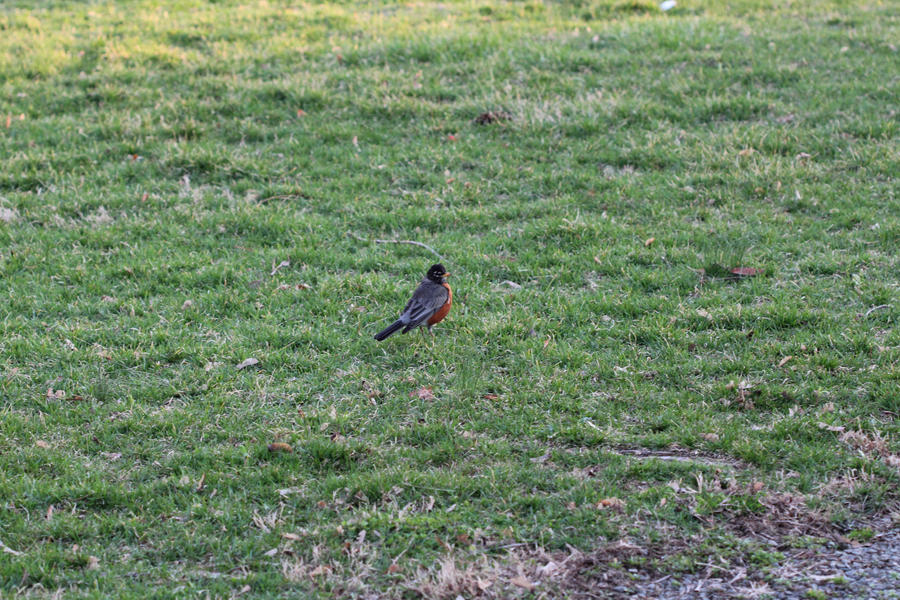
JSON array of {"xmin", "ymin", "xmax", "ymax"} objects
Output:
[{"xmin": 374, "ymin": 319, "xmax": 405, "ymax": 341}]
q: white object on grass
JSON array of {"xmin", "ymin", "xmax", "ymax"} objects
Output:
[{"xmin": 660, "ymin": 0, "xmax": 676, "ymax": 11}]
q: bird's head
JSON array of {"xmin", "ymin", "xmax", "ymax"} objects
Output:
[{"xmin": 426, "ymin": 263, "xmax": 450, "ymax": 283}]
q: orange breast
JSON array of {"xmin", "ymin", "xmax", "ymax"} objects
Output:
[{"xmin": 427, "ymin": 283, "xmax": 452, "ymax": 325}]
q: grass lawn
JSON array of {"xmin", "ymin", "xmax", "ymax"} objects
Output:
[{"xmin": 1, "ymin": 0, "xmax": 898, "ymax": 597}]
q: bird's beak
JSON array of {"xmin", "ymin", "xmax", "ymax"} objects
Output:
[{"xmin": 443, "ymin": 272, "xmax": 450, "ymax": 278}]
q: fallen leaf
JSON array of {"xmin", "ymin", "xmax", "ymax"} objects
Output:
[
  {"xmin": 536, "ymin": 561, "xmax": 559, "ymax": 577},
  {"xmin": 67, "ymin": 395, "xmax": 84, "ymax": 402},
  {"xmin": 700, "ymin": 432, "xmax": 720, "ymax": 442},
  {"xmin": 236, "ymin": 357, "xmax": 259, "ymax": 370},
  {"xmin": 644, "ymin": 237, "xmax": 655, "ymax": 247},
  {"xmin": 47, "ymin": 389, "xmax": 65, "ymax": 399},
  {"xmin": 477, "ymin": 578, "xmax": 493, "ymax": 591},
  {"xmin": 598, "ymin": 497, "xmax": 625, "ymax": 511},
  {"xmin": 296, "ymin": 283, "xmax": 311, "ymax": 290},
  {"xmin": 819, "ymin": 402, "xmax": 835, "ymax": 414},
  {"xmin": 738, "ymin": 148, "xmax": 755, "ymax": 158},
  {"xmin": 181, "ymin": 300, "xmax": 193, "ymax": 310},
  {"xmin": 697, "ymin": 308, "xmax": 712, "ymax": 320},
  {"xmin": 36, "ymin": 440, "xmax": 51, "ymax": 449},
  {"xmin": 309, "ymin": 565, "xmax": 331, "ymax": 577},
  {"xmin": 474, "ymin": 111, "xmax": 512, "ymax": 125},
  {"xmin": 282, "ymin": 532, "xmax": 303, "ymax": 541},
  {"xmin": 482, "ymin": 393, "xmax": 499, "ymax": 400},
  {"xmin": 4, "ymin": 115, "xmax": 10, "ymax": 128},
  {"xmin": 510, "ymin": 575, "xmax": 534, "ymax": 590},
  {"xmin": 64, "ymin": 338, "xmax": 77, "ymax": 351},
  {"xmin": 264, "ymin": 548, "xmax": 278, "ymax": 557},
  {"xmin": 795, "ymin": 152, "xmax": 812, "ymax": 161},
  {"xmin": 267, "ymin": 442, "xmax": 293, "ymax": 453},
  {"xmin": 409, "ymin": 386, "xmax": 435, "ymax": 401},
  {"xmin": 500, "ymin": 280, "xmax": 522, "ymax": 289},
  {"xmin": 101, "ymin": 295, "xmax": 115, "ymax": 302},
  {"xmin": 751, "ymin": 481, "xmax": 764, "ymax": 493},
  {"xmin": 296, "ymin": 109, "xmax": 306, "ymax": 117},
  {"xmin": 730, "ymin": 267, "xmax": 763, "ymax": 277},
  {"xmin": 818, "ymin": 422, "xmax": 845, "ymax": 433},
  {"xmin": 778, "ymin": 355, "xmax": 793, "ymax": 367},
  {"xmin": 87, "ymin": 555, "xmax": 100, "ymax": 570},
  {"xmin": 101, "ymin": 452, "xmax": 122, "ymax": 461},
  {"xmin": 386, "ymin": 563, "xmax": 400, "ymax": 574}
]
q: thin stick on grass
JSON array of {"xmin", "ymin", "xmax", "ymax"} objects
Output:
[
  {"xmin": 348, "ymin": 232, "xmax": 446, "ymax": 261},
  {"xmin": 375, "ymin": 239, "xmax": 445, "ymax": 261},
  {"xmin": 864, "ymin": 304, "xmax": 891, "ymax": 317}
]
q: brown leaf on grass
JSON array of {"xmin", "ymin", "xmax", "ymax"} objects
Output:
[
  {"xmin": 67, "ymin": 395, "xmax": 84, "ymax": 402},
  {"xmin": 296, "ymin": 109, "xmax": 306, "ymax": 117},
  {"xmin": 4, "ymin": 115, "xmax": 10, "ymax": 128},
  {"xmin": 700, "ymin": 433, "xmax": 720, "ymax": 442},
  {"xmin": 738, "ymin": 148, "xmax": 755, "ymax": 158},
  {"xmin": 474, "ymin": 111, "xmax": 512, "ymax": 125},
  {"xmin": 730, "ymin": 267, "xmax": 763, "ymax": 277},
  {"xmin": 597, "ymin": 497, "xmax": 625, "ymax": 511},
  {"xmin": 87, "ymin": 555, "xmax": 100, "ymax": 570},
  {"xmin": 101, "ymin": 452, "xmax": 122, "ymax": 461},
  {"xmin": 282, "ymin": 532, "xmax": 303, "ymax": 541},
  {"xmin": 697, "ymin": 308, "xmax": 713, "ymax": 320},
  {"xmin": 101, "ymin": 295, "xmax": 115, "ymax": 302},
  {"xmin": 309, "ymin": 565, "xmax": 331, "ymax": 578},
  {"xmin": 482, "ymin": 393, "xmax": 499, "ymax": 400},
  {"xmin": 778, "ymin": 355, "xmax": 793, "ymax": 367},
  {"xmin": 181, "ymin": 300, "xmax": 193, "ymax": 310},
  {"xmin": 35, "ymin": 440, "xmax": 51, "ymax": 449},
  {"xmin": 47, "ymin": 389, "xmax": 65, "ymax": 399},
  {"xmin": 818, "ymin": 422, "xmax": 845, "ymax": 433},
  {"xmin": 644, "ymin": 237, "xmax": 655, "ymax": 247},
  {"xmin": 410, "ymin": 386, "xmax": 435, "ymax": 400},
  {"xmin": 510, "ymin": 575, "xmax": 534, "ymax": 590},
  {"xmin": 386, "ymin": 563, "xmax": 401, "ymax": 574},
  {"xmin": 236, "ymin": 357, "xmax": 259, "ymax": 370},
  {"xmin": 267, "ymin": 442, "xmax": 293, "ymax": 453}
]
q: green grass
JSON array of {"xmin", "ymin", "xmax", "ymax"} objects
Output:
[{"xmin": 1, "ymin": 0, "xmax": 898, "ymax": 597}]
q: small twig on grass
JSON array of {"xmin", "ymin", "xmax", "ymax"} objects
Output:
[
  {"xmin": 347, "ymin": 231, "xmax": 446, "ymax": 261},
  {"xmin": 375, "ymin": 239, "xmax": 445, "ymax": 261},
  {"xmin": 864, "ymin": 304, "xmax": 891, "ymax": 317}
]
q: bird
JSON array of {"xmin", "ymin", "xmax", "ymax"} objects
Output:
[{"xmin": 374, "ymin": 263, "xmax": 452, "ymax": 341}]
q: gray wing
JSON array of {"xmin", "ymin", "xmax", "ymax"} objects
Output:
[{"xmin": 398, "ymin": 281, "xmax": 448, "ymax": 330}]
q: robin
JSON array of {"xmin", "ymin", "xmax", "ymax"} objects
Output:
[{"xmin": 374, "ymin": 264, "xmax": 451, "ymax": 341}]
